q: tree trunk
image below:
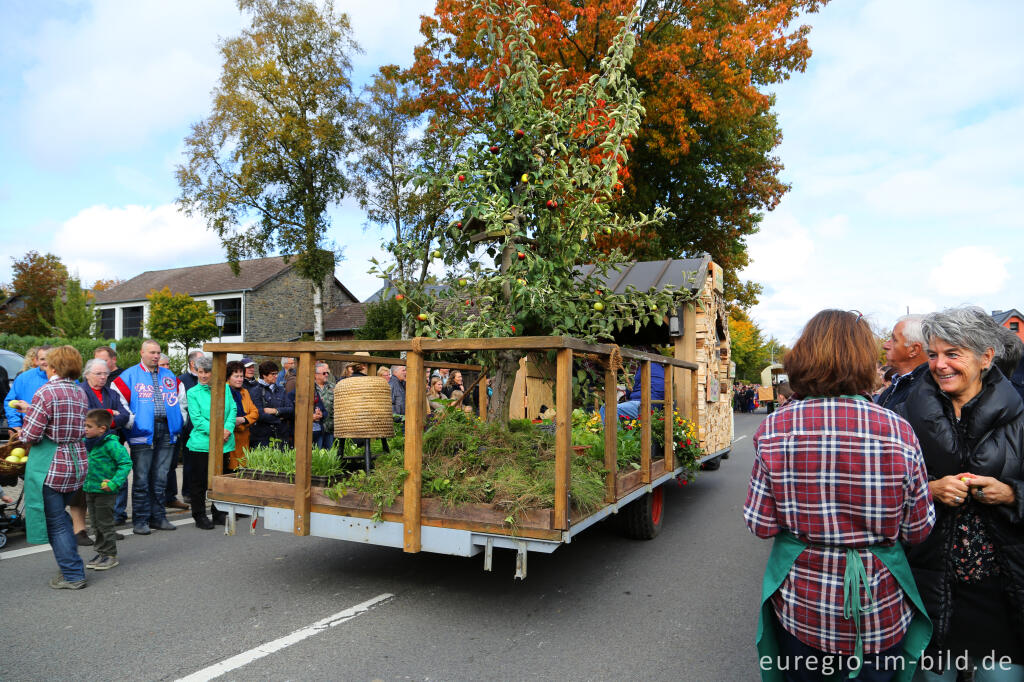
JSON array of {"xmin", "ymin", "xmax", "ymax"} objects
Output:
[
  {"xmin": 312, "ymin": 281, "xmax": 325, "ymax": 341},
  {"xmin": 486, "ymin": 349, "xmax": 522, "ymax": 426}
]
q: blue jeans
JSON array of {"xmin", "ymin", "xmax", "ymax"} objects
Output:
[
  {"xmin": 312, "ymin": 429, "xmax": 333, "ymax": 450},
  {"xmin": 599, "ymin": 399, "xmax": 641, "ymax": 424},
  {"xmin": 776, "ymin": 625, "xmax": 904, "ymax": 682},
  {"xmin": 42, "ymin": 485, "xmax": 85, "ymax": 582},
  {"xmin": 131, "ymin": 420, "xmax": 174, "ymax": 526},
  {"xmin": 114, "ymin": 485, "xmax": 128, "ymax": 522}
]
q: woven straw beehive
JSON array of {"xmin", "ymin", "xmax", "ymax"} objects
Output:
[{"xmin": 334, "ymin": 376, "xmax": 394, "ymax": 438}]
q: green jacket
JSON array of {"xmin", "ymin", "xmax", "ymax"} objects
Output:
[
  {"xmin": 83, "ymin": 433, "xmax": 132, "ymax": 494},
  {"xmin": 186, "ymin": 382, "xmax": 236, "ymax": 453}
]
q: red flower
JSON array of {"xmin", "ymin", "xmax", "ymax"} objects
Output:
[{"xmin": 686, "ymin": 439, "xmax": 691, "ymax": 446}]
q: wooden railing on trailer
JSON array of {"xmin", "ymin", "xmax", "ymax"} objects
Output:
[{"xmin": 203, "ymin": 337, "xmax": 699, "ymax": 552}]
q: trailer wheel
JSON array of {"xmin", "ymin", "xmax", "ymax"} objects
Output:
[
  {"xmin": 701, "ymin": 456, "xmax": 721, "ymax": 471},
  {"xmin": 621, "ymin": 486, "xmax": 664, "ymax": 540}
]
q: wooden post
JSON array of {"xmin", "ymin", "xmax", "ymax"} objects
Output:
[
  {"xmin": 208, "ymin": 351, "xmax": 227, "ymax": 488},
  {"xmin": 403, "ymin": 349, "xmax": 426, "ymax": 552},
  {"xmin": 554, "ymin": 349, "xmax": 572, "ymax": 530},
  {"xmin": 604, "ymin": 365, "xmax": 618, "ymax": 503},
  {"xmin": 640, "ymin": 360, "xmax": 652, "ymax": 485},
  {"xmin": 478, "ymin": 373, "xmax": 488, "ymax": 416},
  {"xmin": 292, "ymin": 352, "xmax": 315, "ymax": 536},
  {"xmin": 663, "ymin": 361, "xmax": 674, "ymax": 471}
]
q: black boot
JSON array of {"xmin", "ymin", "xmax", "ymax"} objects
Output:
[
  {"xmin": 192, "ymin": 493, "xmax": 215, "ymax": 530},
  {"xmin": 211, "ymin": 504, "xmax": 227, "ymax": 526}
]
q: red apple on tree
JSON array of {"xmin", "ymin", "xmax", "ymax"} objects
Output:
[
  {"xmin": 514, "ymin": 129, "xmax": 525, "ymax": 139},
  {"xmin": 394, "ymin": 294, "xmax": 405, "ymax": 301},
  {"xmin": 458, "ymin": 174, "xmax": 466, "ymax": 182},
  {"xmin": 416, "ymin": 313, "xmax": 428, "ymax": 321},
  {"xmin": 517, "ymin": 252, "xmax": 525, "ymax": 260}
]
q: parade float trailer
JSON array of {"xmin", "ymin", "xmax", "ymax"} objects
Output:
[{"xmin": 204, "ymin": 257, "xmax": 734, "ymax": 578}]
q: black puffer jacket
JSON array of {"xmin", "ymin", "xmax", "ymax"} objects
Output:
[{"xmin": 898, "ymin": 368, "xmax": 1024, "ymax": 648}]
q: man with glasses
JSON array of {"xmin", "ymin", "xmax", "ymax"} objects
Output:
[{"xmin": 312, "ymin": 362, "xmax": 334, "ymax": 449}]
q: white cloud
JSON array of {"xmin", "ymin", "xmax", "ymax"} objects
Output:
[
  {"xmin": 928, "ymin": 246, "xmax": 1010, "ymax": 297},
  {"xmin": 16, "ymin": 1, "xmax": 243, "ymax": 167},
  {"xmin": 742, "ymin": 211, "xmax": 815, "ymax": 284},
  {"xmin": 52, "ymin": 203, "xmax": 223, "ymax": 285}
]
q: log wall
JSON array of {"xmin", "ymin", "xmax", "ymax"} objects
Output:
[{"xmin": 690, "ymin": 262, "xmax": 734, "ymax": 455}]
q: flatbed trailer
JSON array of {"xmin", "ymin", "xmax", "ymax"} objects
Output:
[
  {"xmin": 204, "ymin": 260, "xmax": 735, "ymax": 577},
  {"xmin": 204, "ymin": 335, "xmax": 731, "ymax": 578}
]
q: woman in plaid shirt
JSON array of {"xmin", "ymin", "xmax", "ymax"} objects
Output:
[
  {"xmin": 18, "ymin": 345, "xmax": 90, "ymax": 590},
  {"xmin": 745, "ymin": 310, "xmax": 935, "ymax": 680}
]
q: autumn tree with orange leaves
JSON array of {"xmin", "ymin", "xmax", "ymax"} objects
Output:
[
  {"xmin": 407, "ymin": 0, "xmax": 827, "ymax": 308},
  {"xmin": 384, "ymin": 1, "xmax": 688, "ymax": 424}
]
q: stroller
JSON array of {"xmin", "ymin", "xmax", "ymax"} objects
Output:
[
  {"xmin": 0, "ymin": 482, "xmax": 25, "ymax": 549},
  {"xmin": 0, "ymin": 439, "xmax": 28, "ymax": 549}
]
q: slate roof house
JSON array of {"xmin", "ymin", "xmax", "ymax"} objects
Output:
[
  {"xmin": 299, "ymin": 302, "xmax": 368, "ymax": 341},
  {"xmin": 92, "ymin": 256, "xmax": 357, "ymax": 343},
  {"xmin": 992, "ymin": 309, "xmax": 1024, "ymax": 342}
]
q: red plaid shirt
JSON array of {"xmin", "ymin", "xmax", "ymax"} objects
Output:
[
  {"xmin": 744, "ymin": 396, "xmax": 934, "ymax": 655},
  {"xmin": 20, "ymin": 377, "xmax": 89, "ymax": 492}
]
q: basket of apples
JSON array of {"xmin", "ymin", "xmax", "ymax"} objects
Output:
[{"xmin": 0, "ymin": 440, "xmax": 30, "ymax": 477}]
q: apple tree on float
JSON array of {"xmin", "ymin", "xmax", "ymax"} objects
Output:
[{"xmin": 388, "ymin": 0, "xmax": 688, "ymax": 424}]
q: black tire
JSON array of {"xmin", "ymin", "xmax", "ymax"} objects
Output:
[
  {"xmin": 0, "ymin": 532, "xmax": 7, "ymax": 549},
  {"xmin": 721, "ymin": 449, "xmax": 731, "ymax": 459},
  {"xmin": 620, "ymin": 486, "xmax": 664, "ymax": 540},
  {"xmin": 701, "ymin": 456, "xmax": 722, "ymax": 471}
]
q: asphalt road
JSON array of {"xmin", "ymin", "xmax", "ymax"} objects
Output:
[{"xmin": 3, "ymin": 412, "xmax": 769, "ymax": 681}]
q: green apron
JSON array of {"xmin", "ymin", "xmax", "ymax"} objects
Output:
[
  {"xmin": 23, "ymin": 437, "xmax": 59, "ymax": 544},
  {"xmin": 756, "ymin": 531, "xmax": 932, "ymax": 681}
]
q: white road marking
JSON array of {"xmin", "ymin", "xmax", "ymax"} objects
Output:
[
  {"xmin": 733, "ymin": 435, "xmax": 747, "ymax": 443},
  {"xmin": 175, "ymin": 593, "xmax": 395, "ymax": 682},
  {"xmin": 0, "ymin": 516, "xmax": 195, "ymax": 560}
]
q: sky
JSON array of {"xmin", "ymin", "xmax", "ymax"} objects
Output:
[{"xmin": 1, "ymin": 1, "xmax": 1022, "ymax": 346}]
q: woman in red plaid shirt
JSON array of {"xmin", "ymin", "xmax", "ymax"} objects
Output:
[
  {"xmin": 745, "ymin": 310, "xmax": 935, "ymax": 680},
  {"xmin": 18, "ymin": 345, "xmax": 91, "ymax": 590}
]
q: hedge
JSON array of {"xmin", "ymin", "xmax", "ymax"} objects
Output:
[{"xmin": 0, "ymin": 334, "xmax": 144, "ymax": 370}]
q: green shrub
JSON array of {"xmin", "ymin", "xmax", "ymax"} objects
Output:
[{"xmin": 0, "ymin": 333, "xmax": 144, "ymax": 369}]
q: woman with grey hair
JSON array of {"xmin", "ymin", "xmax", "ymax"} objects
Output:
[
  {"xmin": 75, "ymin": 357, "xmax": 135, "ymax": 542},
  {"xmin": 898, "ymin": 306, "xmax": 1024, "ymax": 678},
  {"xmin": 183, "ymin": 354, "xmax": 236, "ymax": 529}
]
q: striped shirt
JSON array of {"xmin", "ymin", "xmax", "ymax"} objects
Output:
[
  {"xmin": 744, "ymin": 396, "xmax": 935, "ymax": 654},
  {"xmin": 20, "ymin": 377, "xmax": 89, "ymax": 492}
]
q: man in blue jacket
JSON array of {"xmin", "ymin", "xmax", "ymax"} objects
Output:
[
  {"xmin": 4, "ymin": 345, "xmax": 50, "ymax": 438},
  {"xmin": 113, "ymin": 340, "xmax": 185, "ymax": 535}
]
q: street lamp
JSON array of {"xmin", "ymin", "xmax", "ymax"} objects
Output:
[{"xmin": 214, "ymin": 311, "xmax": 226, "ymax": 342}]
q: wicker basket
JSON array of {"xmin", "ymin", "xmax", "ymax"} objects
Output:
[
  {"xmin": 0, "ymin": 440, "xmax": 31, "ymax": 478},
  {"xmin": 334, "ymin": 376, "xmax": 394, "ymax": 439}
]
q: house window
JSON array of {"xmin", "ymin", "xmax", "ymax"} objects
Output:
[
  {"xmin": 122, "ymin": 306, "xmax": 144, "ymax": 338},
  {"xmin": 214, "ymin": 298, "xmax": 242, "ymax": 336},
  {"xmin": 98, "ymin": 309, "xmax": 115, "ymax": 339},
  {"xmin": 1011, "ymin": 321, "xmax": 1019, "ymax": 332}
]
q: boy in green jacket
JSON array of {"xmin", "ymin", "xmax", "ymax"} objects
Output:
[{"xmin": 83, "ymin": 409, "xmax": 132, "ymax": 570}]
